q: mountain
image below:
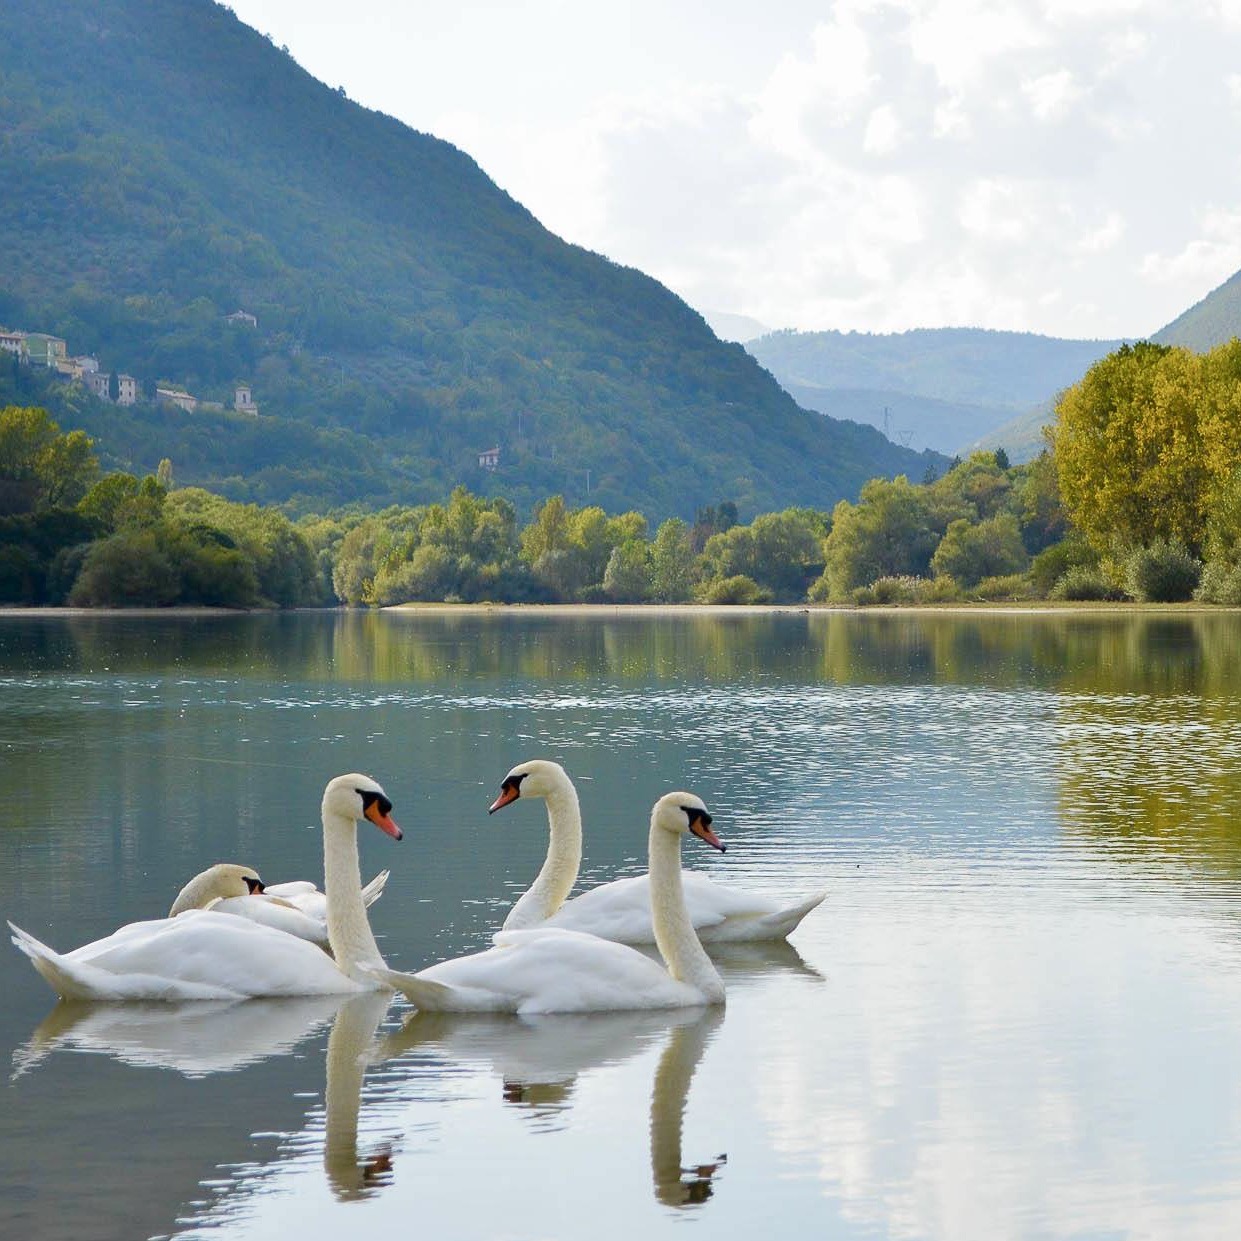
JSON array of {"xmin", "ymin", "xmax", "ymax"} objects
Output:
[
  {"xmin": 1153, "ymin": 268, "xmax": 1241, "ymax": 350},
  {"xmin": 746, "ymin": 327, "xmax": 1126, "ymax": 459},
  {"xmin": 0, "ymin": 0, "xmax": 944, "ymax": 520},
  {"xmin": 780, "ymin": 382, "xmax": 1012, "ymax": 455}
]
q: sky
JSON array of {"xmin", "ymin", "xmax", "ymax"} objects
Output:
[{"xmin": 227, "ymin": 0, "xmax": 1241, "ymax": 341}]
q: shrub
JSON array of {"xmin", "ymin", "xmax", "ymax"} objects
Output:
[
  {"xmin": 696, "ymin": 574, "xmax": 768, "ymax": 604},
  {"xmin": 1028, "ymin": 536, "xmax": 1098, "ymax": 596},
  {"xmin": 970, "ymin": 573, "xmax": 1035, "ymax": 601},
  {"xmin": 1124, "ymin": 539, "xmax": 1201, "ymax": 603},
  {"xmin": 1195, "ymin": 558, "xmax": 1241, "ymax": 605},
  {"xmin": 850, "ymin": 575, "xmax": 962, "ymax": 605},
  {"xmin": 1048, "ymin": 566, "xmax": 1126, "ymax": 601}
]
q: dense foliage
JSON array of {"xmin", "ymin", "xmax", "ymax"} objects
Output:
[{"xmin": 0, "ymin": 0, "xmax": 942, "ymax": 521}]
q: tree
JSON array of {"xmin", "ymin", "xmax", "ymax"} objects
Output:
[
  {"xmin": 650, "ymin": 518, "xmax": 695, "ymax": 602},
  {"xmin": 930, "ymin": 513, "xmax": 1028, "ymax": 588},
  {"xmin": 0, "ymin": 405, "xmax": 99, "ymax": 511},
  {"xmin": 814, "ymin": 476, "xmax": 960, "ymax": 599},
  {"xmin": 1052, "ymin": 342, "xmax": 1208, "ymax": 551},
  {"xmin": 602, "ymin": 541, "xmax": 652, "ymax": 601}
]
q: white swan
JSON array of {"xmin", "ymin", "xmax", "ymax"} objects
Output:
[
  {"xmin": 491, "ymin": 760, "xmax": 825, "ymax": 943},
  {"xmin": 168, "ymin": 863, "xmax": 390, "ymax": 949},
  {"xmin": 8, "ymin": 774, "xmax": 403, "ymax": 1001},
  {"xmin": 365, "ymin": 792, "xmax": 727, "ymax": 1014}
]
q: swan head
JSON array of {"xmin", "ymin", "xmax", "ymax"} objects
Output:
[
  {"xmin": 489, "ymin": 759, "xmax": 570, "ymax": 813},
  {"xmin": 168, "ymin": 863, "xmax": 265, "ymax": 916},
  {"xmin": 323, "ymin": 774, "xmax": 403, "ymax": 841},
  {"xmin": 653, "ymin": 792, "xmax": 725, "ymax": 853}
]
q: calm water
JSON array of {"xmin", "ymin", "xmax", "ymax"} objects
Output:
[{"xmin": 3, "ymin": 609, "xmax": 1241, "ymax": 1240}]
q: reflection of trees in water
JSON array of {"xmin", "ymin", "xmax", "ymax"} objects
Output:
[{"xmin": 1055, "ymin": 686, "xmax": 1241, "ymax": 880}]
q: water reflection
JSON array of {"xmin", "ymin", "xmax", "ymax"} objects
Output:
[
  {"xmin": 11, "ymin": 995, "xmax": 342, "ymax": 1079},
  {"xmin": 322, "ymin": 992, "xmax": 398, "ymax": 1202}
]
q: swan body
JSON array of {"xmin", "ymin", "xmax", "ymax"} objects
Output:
[
  {"xmin": 9, "ymin": 774, "xmax": 403, "ymax": 1001},
  {"xmin": 367, "ymin": 792, "xmax": 727, "ymax": 1015},
  {"xmin": 492, "ymin": 760, "xmax": 825, "ymax": 943},
  {"xmin": 169, "ymin": 864, "xmax": 390, "ymax": 949}
]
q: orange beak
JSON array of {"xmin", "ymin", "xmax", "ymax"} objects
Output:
[
  {"xmin": 691, "ymin": 821, "xmax": 725, "ymax": 853},
  {"xmin": 489, "ymin": 784, "xmax": 520, "ymax": 814},
  {"xmin": 364, "ymin": 801, "xmax": 403, "ymax": 841}
]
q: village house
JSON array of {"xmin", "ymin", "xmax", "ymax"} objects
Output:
[
  {"xmin": 0, "ymin": 329, "xmax": 27, "ymax": 360},
  {"xmin": 84, "ymin": 371, "xmax": 111, "ymax": 399},
  {"xmin": 225, "ymin": 309, "xmax": 258, "ymax": 327},
  {"xmin": 25, "ymin": 333, "xmax": 68, "ymax": 368},
  {"xmin": 233, "ymin": 383, "xmax": 258, "ymax": 415},
  {"xmin": 116, "ymin": 375, "xmax": 138, "ymax": 406},
  {"xmin": 155, "ymin": 385, "xmax": 198, "ymax": 413},
  {"xmin": 478, "ymin": 446, "xmax": 501, "ymax": 470}
]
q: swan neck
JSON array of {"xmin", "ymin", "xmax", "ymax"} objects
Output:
[
  {"xmin": 168, "ymin": 871, "xmax": 217, "ymax": 917},
  {"xmin": 648, "ymin": 823, "xmax": 724, "ymax": 1002},
  {"xmin": 324, "ymin": 806, "xmax": 385, "ymax": 979},
  {"xmin": 502, "ymin": 781, "xmax": 582, "ymax": 931}
]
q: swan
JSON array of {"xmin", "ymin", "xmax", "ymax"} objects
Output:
[
  {"xmin": 364, "ymin": 792, "xmax": 727, "ymax": 1014},
  {"xmin": 491, "ymin": 760, "xmax": 825, "ymax": 943},
  {"xmin": 8, "ymin": 774, "xmax": 403, "ymax": 1001},
  {"xmin": 168, "ymin": 863, "xmax": 390, "ymax": 949}
]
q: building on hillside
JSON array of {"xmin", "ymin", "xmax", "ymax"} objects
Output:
[
  {"xmin": 478, "ymin": 446, "xmax": 501, "ymax": 470},
  {"xmin": 225, "ymin": 309, "xmax": 257, "ymax": 327},
  {"xmin": 233, "ymin": 383, "xmax": 258, "ymax": 415},
  {"xmin": 84, "ymin": 371, "xmax": 111, "ymax": 399},
  {"xmin": 25, "ymin": 334, "xmax": 67, "ymax": 368},
  {"xmin": 116, "ymin": 374, "xmax": 139, "ymax": 406},
  {"xmin": 0, "ymin": 329, "xmax": 27, "ymax": 360},
  {"xmin": 156, "ymin": 385, "xmax": 197, "ymax": 413},
  {"xmin": 68, "ymin": 356, "xmax": 100, "ymax": 380}
]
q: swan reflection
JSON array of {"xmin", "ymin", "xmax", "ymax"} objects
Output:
[
  {"xmin": 11, "ymin": 994, "xmax": 344, "ymax": 1079},
  {"xmin": 322, "ymin": 991, "xmax": 398, "ymax": 1201},
  {"xmin": 380, "ymin": 1003, "xmax": 726, "ymax": 1208}
]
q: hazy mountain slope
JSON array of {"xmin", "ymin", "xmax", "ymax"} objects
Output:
[
  {"xmin": 782, "ymin": 383, "xmax": 1012, "ymax": 455},
  {"xmin": 1153, "ymin": 269, "xmax": 1241, "ymax": 350},
  {"xmin": 0, "ymin": 0, "xmax": 943, "ymax": 519},
  {"xmin": 747, "ymin": 327, "xmax": 1125, "ymax": 409}
]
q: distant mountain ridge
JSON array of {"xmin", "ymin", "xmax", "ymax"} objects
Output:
[{"xmin": 0, "ymin": 0, "xmax": 943, "ymax": 519}]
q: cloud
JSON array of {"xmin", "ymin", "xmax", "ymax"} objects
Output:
[{"xmin": 229, "ymin": 0, "xmax": 1241, "ymax": 338}]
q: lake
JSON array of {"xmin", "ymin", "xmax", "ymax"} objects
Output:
[{"xmin": 2, "ymin": 608, "xmax": 1241, "ymax": 1240}]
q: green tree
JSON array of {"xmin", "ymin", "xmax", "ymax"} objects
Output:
[
  {"xmin": 650, "ymin": 518, "xmax": 695, "ymax": 602},
  {"xmin": 602, "ymin": 540, "xmax": 652, "ymax": 601},
  {"xmin": 0, "ymin": 405, "xmax": 99, "ymax": 511},
  {"xmin": 930, "ymin": 513, "xmax": 1029, "ymax": 588}
]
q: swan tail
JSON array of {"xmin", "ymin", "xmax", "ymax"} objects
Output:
[
  {"xmin": 360, "ymin": 964, "xmax": 460, "ymax": 1011},
  {"xmin": 698, "ymin": 890, "xmax": 827, "ymax": 943},
  {"xmin": 361, "ymin": 870, "xmax": 390, "ymax": 909},
  {"xmin": 8, "ymin": 922, "xmax": 107, "ymax": 1001}
]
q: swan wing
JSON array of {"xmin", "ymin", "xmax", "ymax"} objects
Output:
[
  {"xmin": 372, "ymin": 928, "xmax": 705, "ymax": 1015},
  {"xmin": 10, "ymin": 913, "xmax": 361, "ymax": 1001},
  {"xmin": 540, "ymin": 874, "xmax": 824, "ymax": 944},
  {"xmin": 212, "ymin": 896, "xmax": 330, "ymax": 948}
]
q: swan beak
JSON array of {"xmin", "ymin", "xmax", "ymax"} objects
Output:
[
  {"xmin": 691, "ymin": 822, "xmax": 726, "ymax": 853},
  {"xmin": 365, "ymin": 802, "xmax": 403, "ymax": 841},
  {"xmin": 489, "ymin": 783, "xmax": 520, "ymax": 814}
]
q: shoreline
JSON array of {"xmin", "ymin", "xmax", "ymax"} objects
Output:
[{"xmin": 1, "ymin": 601, "xmax": 1236, "ymax": 619}]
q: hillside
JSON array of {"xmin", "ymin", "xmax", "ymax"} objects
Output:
[
  {"xmin": 746, "ymin": 327, "xmax": 1125, "ymax": 458},
  {"xmin": 780, "ymin": 382, "xmax": 1012, "ymax": 455},
  {"xmin": 0, "ymin": 0, "xmax": 943, "ymax": 520},
  {"xmin": 1153, "ymin": 268, "xmax": 1241, "ymax": 350}
]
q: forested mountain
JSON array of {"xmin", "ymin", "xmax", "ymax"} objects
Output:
[
  {"xmin": 0, "ymin": 0, "xmax": 942, "ymax": 520},
  {"xmin": 1154, "ymin": 268, "xmax": 1241, "ymax": 351},
  {"xmin": 746, "ymin": 327, "xmax": 1126, "ymax": 458}
]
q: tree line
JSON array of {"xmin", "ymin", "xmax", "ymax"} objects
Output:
[{"xmin": 4, "ymin": 340, "xmax": 1241, "ymax": 608}]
